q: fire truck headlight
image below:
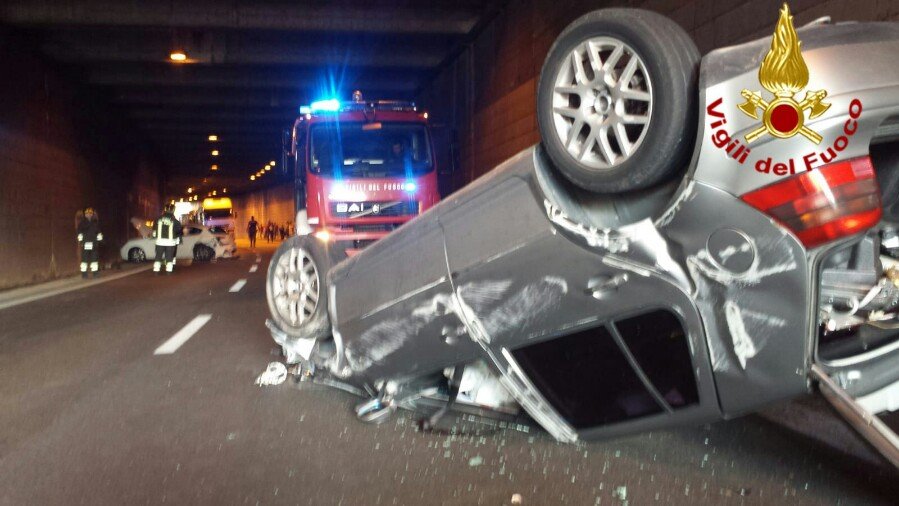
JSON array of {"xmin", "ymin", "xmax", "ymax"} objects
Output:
[
  {"xmin": 404, "ymin": 182, "xmax": 417, "ymax": 192},
  {"xmin": 314, "ymin": 230, "xmax": 331, "ymax": 242}
]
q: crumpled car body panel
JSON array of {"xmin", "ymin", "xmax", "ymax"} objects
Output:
[{"xmin": 278, "ymin": 21, "xmax": 899, "ymax": 442}]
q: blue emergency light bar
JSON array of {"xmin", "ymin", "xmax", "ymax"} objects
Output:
[
  {"xmin": 299, "ymin": 96, "xmax": 417, "ymax": 116},
  {"xmin": 310, "ymin": 98, "xmax": 341, "ymax": 112}
]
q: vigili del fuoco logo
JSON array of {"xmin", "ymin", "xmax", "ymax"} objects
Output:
[
  {"xmin": 706, "ymin": 3, "xmax": 864, "ymax": 176},
  {"xmin": 738, "ymin": 3, "xmax": 830, "ymax": 144}
]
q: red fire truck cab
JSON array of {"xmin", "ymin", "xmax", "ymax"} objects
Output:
[{"xmin": 288, "ymin": 93, "xmax": 440, "ymax": 256}]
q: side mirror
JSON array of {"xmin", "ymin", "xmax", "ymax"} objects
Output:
[{"xmin": 280, "ymin": 128, "xmax": 292, "ymax": 176}]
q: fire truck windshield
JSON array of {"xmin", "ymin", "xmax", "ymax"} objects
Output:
[
  {"xmin": 310, "ymin": 122, "xmax": 432, "ymax": 178},
  {"xmin": 204, "ymin": 209, "xmax": 232, "ymax": 219}
]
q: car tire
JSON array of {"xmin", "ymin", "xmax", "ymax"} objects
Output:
[
  {"xmin": 536, "ymin": 8, "xmax": 700, "ymax": 193},
  {"xmin": 128, "ymin": 247, "xmax": 147, "ymax": 263},
  {"xmin": 193, "ymin": 244, "xmax": 215, "ymax": 262},
  {"xmin": 266, "ymin": 235, "xmax": 334, "ymax": 340}
]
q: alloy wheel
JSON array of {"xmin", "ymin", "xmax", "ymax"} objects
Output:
[
  {"xmin": 550, "ymin": 36, "xmax": 653, "ymax": 169},
  {"xmin": 272, "ymin": 247, "xmax": 320, "ymax": 327}
]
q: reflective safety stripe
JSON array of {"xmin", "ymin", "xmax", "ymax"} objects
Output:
[
  {"xmin": 90, "ymin": 262, "xmax": 99, "ymax": 272},
  {"xmin": 156, "ymin": 217, "xmax": 177, "ymax": 243},
  {"xmin": 83, "ymin": 242, "xmax": 93, "ymax": 250},
  {"xmin": 80, "ymin": 262, "xmax": 88, "ymax": 272},
  {"xmin": 165, "ymin": 263, "xmax": 174, "ymax": 272},
  {"xmin": 153, "ymin": 261, "xmax": 161, "ymax": 272}
]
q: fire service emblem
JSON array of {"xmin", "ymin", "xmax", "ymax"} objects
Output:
[{"xmin": 738, "ymin": 3, "xmax": 830, "ymax": 144}]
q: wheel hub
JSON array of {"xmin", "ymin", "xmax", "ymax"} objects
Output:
[{"xmin": 593, "ymin": 90, "xmax": 612, "ymax": 116}]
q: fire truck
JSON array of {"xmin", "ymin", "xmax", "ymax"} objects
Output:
[{"xmin": 286, "ymin": 91, "xmax": 440, "ymax": 256}]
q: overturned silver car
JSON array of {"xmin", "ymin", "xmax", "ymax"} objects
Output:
[{"xmin": 266, "ymin": 6, "xmax": 899, "ymax": 463}]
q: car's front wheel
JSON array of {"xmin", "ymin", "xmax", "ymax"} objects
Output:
[
  {"xmin": 193, "ymin": 244, "xmax": 215, "ymax": 262},
  {"xmin": 128, "ymin": 247, "xmax": 147, "ymax": 263},
  {"xmin": 266, "ymin": 236, "xmax": 332, "ymax": 340},
  {"xmin": 536, "ymin": 8, "xmax": 699, "ymax": 193}
]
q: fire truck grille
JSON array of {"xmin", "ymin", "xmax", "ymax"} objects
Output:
[
  {"xmin": 351, "ymin": 224, "xmax": 398, "ymax": 233},
  {"xmin": 330, "ymin": 201, "xmax": 419, "ymax": 218}
]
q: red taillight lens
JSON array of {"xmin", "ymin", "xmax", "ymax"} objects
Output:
[{"xmin": 741, "ymin": 157, "xmax": 882, "ymax": 248}]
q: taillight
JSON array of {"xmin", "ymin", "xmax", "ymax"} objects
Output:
[{"xmin": 741, "ymin": 156, "xmax": 882, "ymax": 248}]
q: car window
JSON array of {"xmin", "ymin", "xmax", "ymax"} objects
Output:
[{"xmin": 187, "ymin": 227, "xmax": 202, "ymax": 235}]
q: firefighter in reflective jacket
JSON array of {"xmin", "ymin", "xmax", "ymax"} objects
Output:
[
  {"xmin": 152, "ymin": 205, "xmax": 183, "ymax": 274},
  {"xmin": 76, "ymin": 207, "xmax": 103, "ymax": 278}
]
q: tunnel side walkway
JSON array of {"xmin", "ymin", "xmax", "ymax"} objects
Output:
[{"xmin": 0, "ymin": 263, "xmax": 151, "ymax": 311}]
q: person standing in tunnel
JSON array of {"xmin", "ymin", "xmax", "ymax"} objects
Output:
[
  {"xmin": 247, "ymin": 216, "xmax": 258, "ymax": 248},
  {"xmin": 76, "ymin": 207, "xmax": 103, "ymax": 279},
  {"xmin": 152, "ymin": 204, "xmax": 183, "ymax": 275}
]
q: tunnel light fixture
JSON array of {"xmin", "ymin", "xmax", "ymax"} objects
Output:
[
  {"xmin": 211, "ymin": 150, "xmax": 219, "ymax": 156},
  {"xmin": 208, "ymin": 134, "xmax": 218, "ymax": 142},
  {"xmin": 169, "ymin": 51, "xmax": 187, "ymax": 62},
  {"xmin": 264, "ymin": 166, "xmax": 271, "ymax": 171},
  {"xmin": 269, "ymin": 160, "xmax": 276, "ymax": 166},
  {"xmin": 223, "ymin": 188, "xmax": 227, "ymax": 193},
  {"xmin": 187, "ymin": 187, "xmax": 193, "ymax": 193},
  {"xmin": 250, "ymin": 175, "xmax": 256, "ymax": 181},
  {"xmin": 212, "ymin": 190, "xmax": 217, "ymax": 196},
  {"xmin": 211, "ymin": 164, "xmax": 218, "ymax": 171}
]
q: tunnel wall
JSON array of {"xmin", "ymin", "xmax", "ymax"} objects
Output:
[
  {"xmin": 418, "ymin": 0, "xmax": 899, "ymax": 190},
  {"xmin": 231, "ymin": 183, "xmax": 295, "ymax": 241},
  {"xmin": 0, "ymin": 31, "xmax": 163, "ymax": 290}
]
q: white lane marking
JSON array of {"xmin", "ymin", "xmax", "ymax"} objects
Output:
[
  {"xmin": 255, "ymin": 255, "xmax": 261, "ymax": 264},
  {"xmin": 229, "ymin": 279, "xmax": 247, "ymax": 292},
  {"xmin": 0, "ymin": 266, "xmax": 152, "ymax": 312},
  {"xmin": 249, "ymin": 265, "xmax": 258, "ymax": 273},
  {"xmin": 154, "ymin": 314, "xmax": 212, "ymax": 355}
]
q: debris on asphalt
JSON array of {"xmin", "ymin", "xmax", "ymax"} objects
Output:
[
  {"xmin": 511, "ymin": 493, "xmax": 522, "ymax": 504},
  {"xmin": 255, "ymin": 362, "xmax": 288, "ymax": 386},
  {"xmin": 468, "ymin": 454, "xmax": 484, "ymax": 467},
  {"xmin": 613, "ymin": 485, "xmax": 628, "ymax": 505}
]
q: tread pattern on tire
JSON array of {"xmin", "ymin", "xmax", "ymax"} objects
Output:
[{"xmin": 537, "ymin": 8, "xmax": 700, "ymax": 194}]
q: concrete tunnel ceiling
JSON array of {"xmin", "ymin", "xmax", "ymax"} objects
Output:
[{"xmin": 0, "ymin": 0, "xmax": 504, "ymax": 198}]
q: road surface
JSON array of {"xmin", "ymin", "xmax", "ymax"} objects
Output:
[{"xmin": 0, "ymin": 244, "xmax": 896, "ymax": 505}]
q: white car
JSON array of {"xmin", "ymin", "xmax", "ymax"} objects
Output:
[{"xmin": 121, "ymin": 219, "xmax": 237, "ymax": 263}]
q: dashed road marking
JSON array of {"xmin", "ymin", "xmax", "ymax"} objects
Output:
[
  {"xmin": 229, "ymin": 279, "xmax": 247, "ymax": 292},
  {"xmin": 249, "ymin": 265, "xmax": 258, "ymax": 273},
  {"xmin": 154, "ymin": 314, "xmax": 212, "ymax": 355}
]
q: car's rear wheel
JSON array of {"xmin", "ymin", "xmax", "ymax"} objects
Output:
[
  {"xmin": 537, "ymin": 8, "xmax": 699, "ymax": 193},
  {"xmin": 128, "ymin": 247, "xmax": 146, "ymax": 263},
  {"xmin": 266, "ymin": 236, "xmax": 332, "ymax": 340},
  {"xmin": 193, "ymin": 244, "xmax": 215, "ymax": 262}
]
